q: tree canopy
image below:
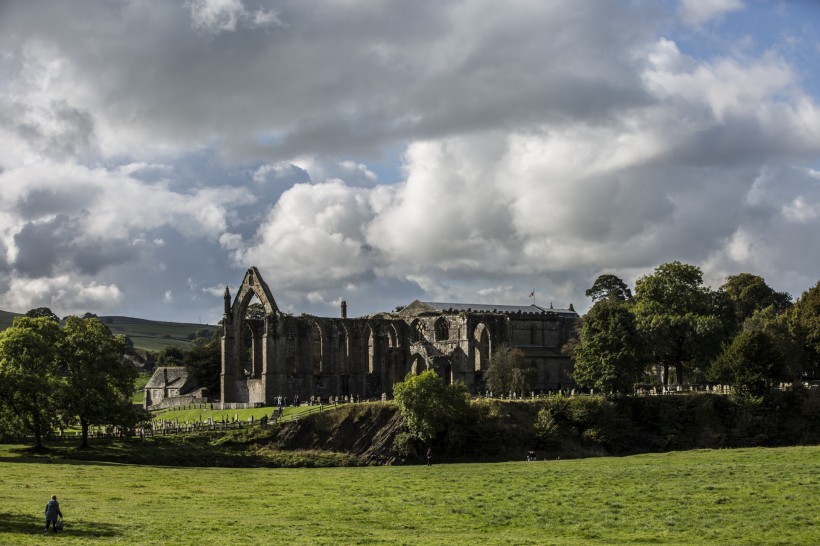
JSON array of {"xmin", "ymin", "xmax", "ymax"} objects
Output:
[
  {"xmin": 721, "ymin": 273, "xmax": 791, "ymax": 328},
  {"xmin": 482, "ymin": 345, "xmax": 534, "ymax": 395},
  {"xmin": 571, "ymin": 300, "xmax": 647, "ymax": 394},
  {"xmin": 789, "ymin": 280, "xmax": 820, "ymax": 380},
  {"xmin": 0, "ymin": 317, "xmax": 63, "ymax": 448},
  {"xmin": 709, "ymin": 330, "xmax": 786, "ymax": 395},
  {"xmin": 393, "ymin": 370, "xmax": 472, "ymax": 455},
  {"xmin": 58, "ymin": 316, "xmax": 135, "ymax": 448},
  {"xmin": 632, "ymin": 262, "xmax": 728, "ymax": 385},
  {"xmin": 585, "ymin": 274, "xmax": 632, "ymax": 303}
]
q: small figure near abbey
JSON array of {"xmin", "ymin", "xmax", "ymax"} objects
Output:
[{"xmin": 44, "ymin": 495, "xmax": 63, "ymax": 533}]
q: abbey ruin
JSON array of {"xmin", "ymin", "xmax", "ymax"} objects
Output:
[{"xmin": 221, "ymin": 267, "xmax": 579, "ymax": 405}]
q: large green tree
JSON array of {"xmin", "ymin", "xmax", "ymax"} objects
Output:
[
  {"xmin": 58, "ymin": 316, "xmax": 135, "ymax": 448},
  {"xmin": 0, "ymin": 317, "xmax": 63, "ymax": 448},
  {"xmin": 633, "ymin": 262, "xmax": 729, "ymax": 386},
  {"xmin": 571, "ymin": 300, "xmax": 647, "ymax": 394},
  {"xmin": 721, "ymin": 273, "xmax": 792, "ymax": 329},
  {"xmin": 585, "ymin": 274, "xmax": 632, "ymax": 303},
  {"xmin": 789, "ymin": 280, "xmax": 820, "ymax": 380},
  {"xmin": 708, "ymin": 330, "xmax": 786, "ymax": 395},
  {"xmin": 24, "ymin": 307, "xmax": 60, "ymax": 323}
]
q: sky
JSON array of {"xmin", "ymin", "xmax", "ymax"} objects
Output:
[{"xmin": 1, "ymin": 0, "xmax": 819, "ymax": 324}]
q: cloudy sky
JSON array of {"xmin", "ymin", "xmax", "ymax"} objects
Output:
[{"xmin": 1, "ymin": 0, "xmax": 819, "ymax": 323}]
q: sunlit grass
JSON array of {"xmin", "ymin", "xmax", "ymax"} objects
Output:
[{"xmin": 0, "ymin": 445, "xmax": 818, "ymax": 545}]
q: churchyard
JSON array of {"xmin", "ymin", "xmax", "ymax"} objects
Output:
[{"xmin": 0, "ymin": 444, "xmax": 817, "ymax": 545}]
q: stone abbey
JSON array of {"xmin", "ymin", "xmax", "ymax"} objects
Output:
[{"xmin": 221, "ymin": 267, "xmax": 579, "ymax": 405}]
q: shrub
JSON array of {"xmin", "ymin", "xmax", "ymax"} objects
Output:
[{"xmin": 393, "ymin": 370, "xmax": 474, "ymax": 452}]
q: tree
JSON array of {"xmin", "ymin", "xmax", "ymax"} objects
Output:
[
  {"xmin": 184, "ymin": 330, "xmax": 222, "ymax": 396},
  {"xmin": 156, "ymin": 346, "xmax": 185, "ymax": 367},
  {"xmin": 742, "ymin": 306, "xmax": 802, "ymax": 380},
  {"xmin": 721, "ymin": 273, "xmax": 792, "ymax": 329},
  {"xmin": 24, "ymin": 307, "xmax": 60, "ymax": 323},
  {"xmin": 58, "ymin": 316, "xmax": 135, "ymax": 448},
  {"xmin": 0, "ymin": 317, "xmax": 63, "ymax": 448},
  {"xmin": 483, "ymin": 345, "xmax": 533, "ymax": 395},
  {"xmin": 585, "ymin": 274, "xmax": 632, "ymax": 303},
  {"xmin": 632, "ymin": 262, "xmax": 728, "ymax": 385},
  {"xmin": 788, "ymin": 280, "xmax": 820, "ymax": 380},
  {"xmin": 708, "ymin": 330, "xmax": 786, "ymax": 395},
  {"xmin": 393, "ymin": 370, "xmax": 471, "ymax": 445},
  {"xmin": 571, "ymin": 301, "xmax": 647, "ymax": 394}
]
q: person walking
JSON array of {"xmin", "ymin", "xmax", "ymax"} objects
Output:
[{"xmin": 44, "ymin": 495, "xmax": 63, "ymax": 533}]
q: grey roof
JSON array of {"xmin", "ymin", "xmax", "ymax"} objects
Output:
[
  {"xmin": 145, "ymin": 367, "xmax": 191, "ymax": 389},
  {"xmin": 420, "ymin": 302, "xmax": 576, "ymax": 317}
]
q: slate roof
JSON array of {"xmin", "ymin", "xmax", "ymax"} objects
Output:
[
  {"xmin": 418, "ymin": 301, "xmax": 577, "ymax": 318},
  {"xmin": 145, "ymin": 366, "xmax": 193, "ymax": 391}
]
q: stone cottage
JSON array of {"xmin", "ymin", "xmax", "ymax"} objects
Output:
[
  {"xmin": 221, "ymin": 267, "xmax": 579, "ymax": 407},
  {"xmin": 143, "ymin": 366, "xmax": 198, "ymax": 409}
]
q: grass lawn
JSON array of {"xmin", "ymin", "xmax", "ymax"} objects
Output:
[{"xmin": 0, "ymin": 445, "xmax": 818, "ymax": 545}]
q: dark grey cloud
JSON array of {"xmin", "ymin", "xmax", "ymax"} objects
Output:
[
  {"xmin": 0, "ymin": 0, "xmax": 662, "ymax": 162},
  {"xmin": 17, "ymin": 186, "xmax": 98, "ymax": 220},
  {"xmin": 13, "ymin": 214, "xmax": 138, "ymax": 276}
]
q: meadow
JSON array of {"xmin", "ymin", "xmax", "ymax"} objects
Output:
[{"xmin": 0, "ymin": 444, "xmax": 818, "ymax": 545}]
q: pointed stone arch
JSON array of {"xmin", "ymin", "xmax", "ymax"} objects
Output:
[
  {"xmin": 222, "ymin": 267, "xmax": 281, "ymax": 406},
  {"xmin": 232, "ymin": 266, "xmax": 279, "ymax": 325},
  {"xmin": 409, "ymin": 353, "xmax": 426, "ymax": 376},
  {"xmin": 473, "ymin": 322, "xmax": 491, "ymax": 372},
  {"xmin": 434, "ymin": 317, "xmax": 449, "ymax": 341}
]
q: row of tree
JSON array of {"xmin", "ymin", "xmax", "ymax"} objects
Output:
[
  {"xmin": 567, "ymin": 262, "xmax": 820, "ymax": 394},
  {"xmin": 0, "ymin": 310, "xmax": 140, "ymax": 448}
]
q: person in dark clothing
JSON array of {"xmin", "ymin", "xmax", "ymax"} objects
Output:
[
  {"xmin": 44, "ymin": 495, "xmax": 63, "ymax": 533},
  {"xmin": 426, "ymin": 448, "xmax": 433, "ymax": 466}
]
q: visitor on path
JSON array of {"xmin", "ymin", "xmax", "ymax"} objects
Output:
[
  {"xmin": 44, "ymin": 495, "xmax": 63, "ymax": 533},
  {"xmin": 426, "ymin": 448, "xmax": 433, "ymax": 466}
]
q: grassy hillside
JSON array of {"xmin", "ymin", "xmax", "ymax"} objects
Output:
[
  {"xmin": 0, "ymin": 308, "xmax": 21, "ymax": 330},
  {"xmin": 0, "ymin": 444, "xmax": 817, "ymax": 545},
  {"xmin": 0, "ymin": 310, "xmax": 217, "ymax": 354},
  {"xmin": 99, "ymin": 315, "xmax": 217, "ymax": 353}
]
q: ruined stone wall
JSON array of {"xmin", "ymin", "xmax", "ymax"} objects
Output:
[{"xmin": 221, "ymin": 268, "xmax": 578, "ymax": 405}]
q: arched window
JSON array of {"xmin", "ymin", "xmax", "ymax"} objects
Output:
[
  {"xmin": 434, "ymin": 318, "xmax": 449, "ymax": 341},
  {"xmin": 474, "ymin": 323, "xmax": 491, "ymax": 372},
  {"xmin": 338, "ymin": 326, "xmax": 348, "ymax": 373}
]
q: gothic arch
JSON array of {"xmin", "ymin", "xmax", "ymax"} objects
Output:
[
  {"xmin": 409, "ymin": 319, "xmax": 424, "ymax": 342},
  {"xmin": 366, "ymin": 325, "xmax": 378, "ymax": 374},
  {"xmin": 387, "ymin": 323, "xmax": 400, "ymax": 348},
  {"xmin": 232, "ymin": 266, "xmax": 279, "ymax": 325},
  {"xmin": 473, "ymin": 322, "xmax": 491, "ymax": 372},
  {"xmin": 310, "ymin": 321, "xmax": 324, "ymax": 374},
  {"xmin": 338, "ymin": 323, "xmax": 349, "ymax": 373},
  {"xmin": 410, "ymin": 353, "xmax": 426, "ymax": 375},
  {"xmin": 434, "ymin": 317, "xmax": 449, "ymax": 341}
]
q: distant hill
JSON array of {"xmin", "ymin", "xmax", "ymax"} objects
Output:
[
  {"xmin": 0, "ymin": 310, "xmax": 218, "ymax": 354},
  {"xmin": 0, "ymin": 309, "xmax": 22, "ymax": 331}
]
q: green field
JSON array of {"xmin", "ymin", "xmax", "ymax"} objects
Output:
[{"xmin": 0, "ymin": 445, "xmax": 818, "ymax": 545}]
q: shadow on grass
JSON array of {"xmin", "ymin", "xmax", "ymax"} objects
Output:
[{"xmin": 0, "ymin": 512, "xmax": 122, "ymax": 538}]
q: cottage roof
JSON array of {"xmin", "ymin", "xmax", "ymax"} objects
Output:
[
  {"xmin": 405, "ymin": 301, "xmax": 577, "ymax": 318},
  {"xmin": 145, "ymin": 366, "xmax": 193, "ymax": 391}
]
